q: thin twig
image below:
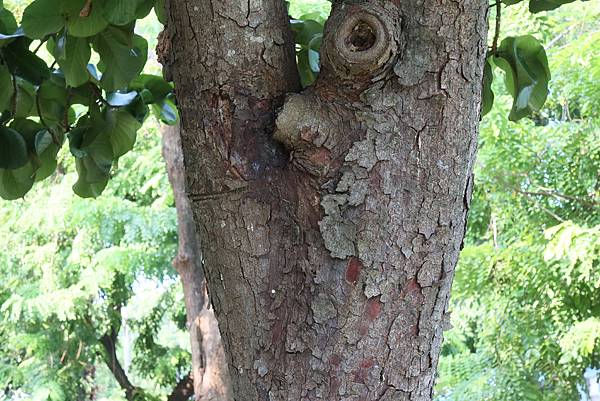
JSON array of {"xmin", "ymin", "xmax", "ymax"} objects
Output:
[{"xmin": 491, "ymin": 0, "xmax": 502, "ymax": 55}]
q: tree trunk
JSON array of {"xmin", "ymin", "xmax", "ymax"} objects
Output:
[
  {"xmin": 162, "ymin": 124, "xmax": 232, "ymax": 400},
  {"xmin": 162, "ymin": 0, "xmax": 488, "ymax": 399}
]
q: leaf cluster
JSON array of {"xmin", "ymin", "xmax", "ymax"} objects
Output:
[{"xmin": 0, "ymin": 0, "xmax": 177, "ymax": 200}]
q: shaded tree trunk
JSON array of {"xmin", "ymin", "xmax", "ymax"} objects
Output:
[
  {"xmin": 162, "ymin": 124, "xmax": 232, "ymax": 400},
  {"xmin": 161, "ymin": 0, "xmax": 488, "ymax": 399}
]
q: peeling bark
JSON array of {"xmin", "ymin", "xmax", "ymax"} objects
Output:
[{"xmin": 163, "ymin": 0, "xmax": 488, "ymax": 400}]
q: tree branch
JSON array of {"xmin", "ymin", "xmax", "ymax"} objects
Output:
[
  {"xmin": 515, "ymin": 188, "xmax": 599, "ymax": 207},
  {"xmin": 491, "ymin": 0, "xmax": 502, "ymax": 55},
  {"xmin": 99, "ymin": 332, "xmax": 141, "ymax": 401},
  {"xmin": 167, "ymin": 373, "xmax": 194, "ymax": 401}
]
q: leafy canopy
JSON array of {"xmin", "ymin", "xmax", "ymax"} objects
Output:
[
  {"xmin": 0, "ymin": 0, "xmax": 589, "ymax": 200},
  {"xmin": 0, "ymin": 0, "xmax": 177, "ymax": 201}
]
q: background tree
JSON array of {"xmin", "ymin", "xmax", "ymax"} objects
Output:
[{"xmin": 435, "ymin": 2, "xmax": 600, "ymax": 399}]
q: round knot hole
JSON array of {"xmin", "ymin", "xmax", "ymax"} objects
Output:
[{"xmin": 347, "ymin": 21, "xmax": 377, "ymax": 52}]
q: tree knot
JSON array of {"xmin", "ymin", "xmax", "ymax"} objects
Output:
[{"xmin": 322, "ymin": 4, "xmax": 402, "ymax": 81}]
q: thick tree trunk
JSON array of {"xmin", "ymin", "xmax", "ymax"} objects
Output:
[
  {"xmin": 162, "ymin": 124, "xmax": 232, "ymax": 400},
  {"xmin": 162, "ymin": 0, "xmax": 488, "ymax": 400}
]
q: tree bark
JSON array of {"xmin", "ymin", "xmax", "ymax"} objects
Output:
[
  {"xmin": 162, "ymin": 123, "xmax": 233, "ymax": 400},
  {"xmin": 162, "ymin": 0, "xmax": 488, "ymax": 400}
]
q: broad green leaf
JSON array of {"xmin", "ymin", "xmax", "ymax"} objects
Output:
[
  {"xmin": 92, "ymin": 27, "xmax": 148, "ymax": 91},
  {"xmin": 106, "ymin": 108, "xmax": 141, "ymax": 157},
  {"xmin": 481, "ymin": 56, "xmax": 494, "ymax": 117},
  {"xmin": 54, "ymin": 35, "xmax": 91, "ymax": 87},
  {"xmin": 33, "ymin": 140, "xmax": 59, "ymax": 181},
  {"xmin": 0, "ymin": 27, "xmax": 24, "ymax": 48},
  {"xmin": 151, "ymin": 99, "xmax": 178, "ymax": 125},
  {"xmin": 135, "ymin": 0, "xmax": 156, "ymax": 19},
  {"xmin": 102, "ymin": 0, "xmax": 139, "ymax": 26},
  {"xmin": 73, "ymin": 157, "xmax": 109, "ymax": 198},
  {"xmin": 0, "ymin": 127, "xmax": 28, "ymax": 169},
  {"xmin": 154, "ymin": 0, "xmax": 166, "ymax": 24},
  {"xmin": 14, "ymin": 79, "xmax": 36, "ymax": 118},
  {"xmin": 107, "ymin": 91, "xmax": 138, "ymax": 106},
  {"xmin": 0, "ymin": 162, "xmax": 35, "ymax": 199},
  {"xmin": 0, "ymin": 5, "xmax": 17, "ymax": 35},
  {"xmin": 37, "ymin": 77, "xmax": 68, "ymax": 126},
  {"xmin": 125, "ymin": 96, "xmax": 150, "ymax": 123},
  {"xmin": 129, "ymin": 74, "xmax": 172, "ymax": 103},
  {"xmin": 291, "ymin": 19, "xmax": 323, "ymax": 46},
  {"xmin": 34, "ymin": 129, "xmax": 53, "ymax": 155},
  {"xmin": 297, "ymin": 48, "xmax": 316, "ymax": 88},
  {"xmin": 0, "ymin": 63, "xmax": 13, "ymax": 112},
  {"xmin": 529, "ymin": 0, "xmax": 577, "ymax": 12},
  {"xmin": 493, "ymin": 35, "xmax": 550, "ymax": 122},
  {"xmin": 63, "ymin": 0, "xmax": 109, "ymax": 38},
  {"xmin": 9, "ymin": 118, "xmax": 44, "ymax": 150},
  {"xmin": 3, "ymin": 37, "xmax": 50, "ymax": 84},
  {"xmin": 21, "ymin": 0, "xmax": 64, "ymax": 39}
]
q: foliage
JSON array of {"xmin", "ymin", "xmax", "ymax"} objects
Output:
[
  {"xmin": 435, "ymin": 1, "xmax": 600, "ymax": 399},
  {"xmin": 0, "ymin": 124, "xmax": 190, "ymax": 401},
  {"xmin": 0, "ymin": 0, "xmax": 177, "ymax": 201}
]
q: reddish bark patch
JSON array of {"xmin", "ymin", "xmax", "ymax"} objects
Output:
[
  {"xmin": 400, "ymin": 277, "xmax": 422, "ymax": 300},
  {"xmin": 351, "ymin": 357, "xmax": 374, "ymax": 383},
  {"xmin": 366, "ymin": 297, "xmax": 382, "ymax": 321},
  {"xmin": 271, "ymin": 318, "xmax": 285, "ymax": 345},
  {"xmin": 345, "ymin": 257, "xmax": 363, "ymax": 285},
  {"xmin": 329, "ymin": 354, "xmax": 342, "ymax": 367}
]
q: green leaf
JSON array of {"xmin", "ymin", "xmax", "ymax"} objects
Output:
[
  {"xmin": 529, "ymin": 0, "xmax": 577, "ymax": 13},
  {"xmin": 129, "ymin": 74, "xmax": 172, "ymax": 103},
  {"xmin": 106, "ymin": 109, "xmax": 141, "ymax": 157},
  {"xmin": 0, "ymin": 27, "xmax": 24, "ymax": 48},
  {"xmin": 37, "ymin": 76, "xmax": 68, "ymax": 126},
  {"xmin": 102, "ymin": 0, "xmax": 139, "ymax": 26},
  {"xmin": 154, "ymin": 0, "xmax": 166, "ymax": 24},
  {"xmin": 63, "ymin": 0, "xmax": 109, "ymax": 38},
  {"xmin": 73, "ymin": 157, "xmax": 109, "ymax": 198},
  {"xmin": 54, "ymin": 35, "xmax": 91, "ymax": 87},
  {"xmin": 0, "ymin": 6, "xmax": 17, "ymax": 35},
  {"xmin": 9, "ymin": 118, "xmax": 44, "ymax": 150},
  {"xmin": 481, "ymin": 56, "xmax": 495, "ymax": 117},
  {"xmin": 107, "ymin": 91, "xmax": 138, "ymax": 106},
  {"xmin": 3, "ymin": 37, "xmax": 50, "ymax": 84},
  {"xmin": 35, "ymin": 130, "xmax": 53, "ymax": 155},
  {"xmin": 92, "ymin": 27, "xmax": 148, "ymax": 91},
  {"xmin": 31, "ymin": 129, "xmax": 61, "ymax": 181},
  {"xmin": 151, "ymin": 99, "xmax": 178, "ymax": 125},
  {"xmin": 297, "ymin": 48, "xmax": 316, "ymax": 88},
  {"xmin": 0, "ymin": 162, "xmax": 35, "ymax": 199},
  {"xmin": 0, "ymin": 127, "xmax": 28, "ymax": 169},
  {"xmin": 135, "ymin": 0, "xmax": 156, "ymax": 19},
  {"xmin": 493, "ymin": 35, "xmax": 550, "ymax": 122},
  {"xmin": 0, "ymin": 63, "xmax": 14, "ymax": 112},
  {"xmin": 291, "ymin": 19, "xmax": 323, "ymax": 46},
  {"xmin": 14, "ymin": 79, "xmax": 36, "ymax": 119},
  {"xmin": 21, "ymin": 0, "xmax": 64, "ymax": 39}
]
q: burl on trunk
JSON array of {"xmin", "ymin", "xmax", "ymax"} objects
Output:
[{"xmin": 161, "ymin": 0, "xmax": 488, "ymax": 399}]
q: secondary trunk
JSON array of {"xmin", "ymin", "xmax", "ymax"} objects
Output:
[
  {"xmin": 162, "ymin": 124, "xmax": 232, "ymax": 400},
  {"xmin": 162, "ymin": 0, "xmax": 488, "ymax": 399}
]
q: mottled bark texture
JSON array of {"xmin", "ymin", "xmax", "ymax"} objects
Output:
[
  {"xmin": 163, "ymin": 0, "xmax": 488, "ymax": 400},
  {"xmin": 162, "ymin": 124, "xmax": 232, "ymax": 400}
]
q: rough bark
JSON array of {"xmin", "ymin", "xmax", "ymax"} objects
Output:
[
  {"xmin": 163, "ymin": 0, "xmax": 488, "ymax": 400},
  {"xmin": 162, "ymin": 123, "xmax": 233, "ymax": 400}
]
